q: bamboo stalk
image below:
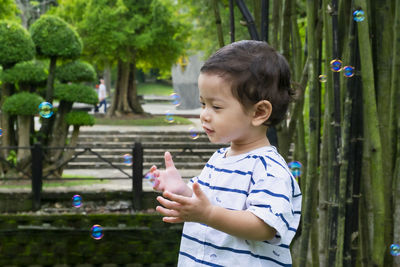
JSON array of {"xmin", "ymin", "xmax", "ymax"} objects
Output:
[
  {"xmin": 212, "ymin": 0, "xmax": 225, "ymax": 48},
  {"xmin": 298, "ymin": 1, "xmax": 319, "ymax": 266},
  {"xmin": 354, "ymin": 0, "xmax": 386, "ymax": 265}
]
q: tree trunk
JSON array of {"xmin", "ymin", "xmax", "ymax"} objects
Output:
[
  {"xmin": 16, "ymin": 115, "xmax": 31, "ymax": 161},
  {"xmin": 298, "ymin": 1, "xmax": 319, "ymax": 266},
  {"xmin": 48, "ymin": 100, "xmax": 73, "ymax": 160},
  {"xmin": 212, "ymin": 0, "xmax": 225, "ymax": 48},
  {"xmin": 355, "ymin": 0, "xmax": 386, "ymax": 265},
  {"xmin": 108, "ymin": 57, "xmax": 144, "ymax": 117}
]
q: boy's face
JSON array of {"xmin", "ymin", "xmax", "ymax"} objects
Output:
[{"xmin": 198, "ymin": 73, "xmax": 255, "ymax": 144}]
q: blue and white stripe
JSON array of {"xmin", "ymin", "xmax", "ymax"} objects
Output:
[{"xmin": 179, "ymin": 146, "xmax": 302, "ymax": 266}]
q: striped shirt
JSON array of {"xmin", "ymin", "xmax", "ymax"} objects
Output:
[{"xmin": 178, "ymin": 146, "xmax": 302, "ymax": 267}]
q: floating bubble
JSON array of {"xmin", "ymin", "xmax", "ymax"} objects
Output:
[
  {"xmin": 330, "ymin": 59, "xmax": 343, "ymax": 72},
  {"xmin": 144, "ymin": 171, "xmax": 156, "ymax": 186},
  {"xmin": 165, "ymin": 111, "xmax": 175, "ymax": 123},
  {"xmin": 91, "ymin": 224, "xmax": 104, "ymax": 240},
  {"xmin": 390, "ymin": 243, "xmax": 400, "ymax": 256},
  {"xmin": 123, "ymin": 154, "xmax": 133, "ymax": 166},
  {"xmin": 288, "ymin": 161, "xmax": 302, "ymax": 178},
  {"xmin": 0, "ymin": 128, "xmax": 3, "ymax": 137},
  {"xmin": 72, "ymin": 194, "xmax": 82, "ymax": 208},
  {"xmin": 189, "ymin": 127, "xmax": 200, "ymax": 140},
  {"xmin": 343, "ymin": 66, "xmax": 355, "ymax": 77},
  {"xmin": 353, "ymin": 10, "xmax": 365, "ymax": 22},
  {"xmin": 319, "ymin": 75, "xmax": 327, "ymax": 83},
  {"xmin": 38, "ymin": 102, "xmax": 53, "ymax": 118},
  {"xmin": 170, "ymin": 93, "xmax": 181, "ymax": 106}
]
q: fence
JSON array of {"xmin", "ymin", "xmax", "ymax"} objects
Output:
[{"xmin": 0, "ymin": 142, "xmax": 145, "ymax": 210}]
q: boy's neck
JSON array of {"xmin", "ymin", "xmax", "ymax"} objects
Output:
[{"xmin": 227, "ymin": 136, "xmax": 271, "ymax": 157}]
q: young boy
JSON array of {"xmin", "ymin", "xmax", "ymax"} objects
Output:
[{"xmin": 151, "ymin": 40, "xmax": 302, "ymax": 266}]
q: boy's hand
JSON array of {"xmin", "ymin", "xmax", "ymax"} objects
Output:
[
  {"xmin": 156, "ymin": 182, "xmax": 213, "ymax": 224},
  {"xmin": 151, "ymin": 151, "xmax": 190, "ymax": 196}
]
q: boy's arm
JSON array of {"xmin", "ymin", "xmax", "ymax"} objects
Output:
[{"xmin": 156, "ymin": 182, "xmax": 276, "ymax": 241}]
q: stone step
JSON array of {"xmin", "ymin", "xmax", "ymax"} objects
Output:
[
  {"xmin": 76, "ymin": 141, "xmax": 225, "ymax": 149},
  {"xmin": 70, "ymin": 154, "xmax": 210, "ymax": 163},
  {"xmin": 66, "ymin": 161, "xmax": 206, "ymax": 169},
  {"xmin": 63, "ymin": 148, "xmax": 216, "ymax": 155},
  {"xmin": 77, "ymin": 135, "xmax": 210, "ymax": 143},
  {"xmin": 76, "ymin": 130, "xmax": 204, "ymax": 136}
]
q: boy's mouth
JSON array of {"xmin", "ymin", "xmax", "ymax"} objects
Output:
[{"xmin": 202, "ymin": 126, "xmax": 214, "ymax": 134}]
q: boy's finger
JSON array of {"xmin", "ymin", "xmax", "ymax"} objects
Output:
[
  {"xmin": 164, "ymin": 151, "xmax": 175, "ymax": 169},
  {"xmin": 156, "ymin": 205, "xmax": 180, "ymax": 217},
  {"xmin": 156, "ymin": 196, "xmax": 181, "ymax": 210},
  {"xmin": 163, "ymin": 190, "xmax": 189, "ymax": 204},
  {"xmin": 192, "ymin": 182, "xmax": 204, "ymax": 198},
  {"xmin": 162, "ymin": 217, "xmax": 184, "ymax": 224},
  {"xmin": 150, "ymin": 165, "xmax": 157, "ymax": 172}
]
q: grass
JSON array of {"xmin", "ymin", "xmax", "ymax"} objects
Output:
[
  {"xmin": 137, "ymin": 82, "xmax": 174, "ymax": 96},
  {"xmin": 0, "ymin": 174, "xmax": 106, "ymax": 189},
  {"xmin": 95, "ymin": 115, "xmax": 193, "ymax": 126}
]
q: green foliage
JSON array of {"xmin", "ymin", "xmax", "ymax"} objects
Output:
[
  {"xmin": 55, "ymin": 61, "xmax": 96, "ymax": 83},
  {"xmin": 65, "ymin": 111, "xmax": 94, "ymax": 126},
  {"xmin": 54, "ymin": 83, "xmax": 98, "ymax": 104},
  {"xmin": 0, "ymin": 0, "xmax": 19, "ymax": 21},
  {"xmin": 2, "ymin": 92, "xmax": 44, "ymax": 116},
  {"xmin": 29, "ymin": 15, "xmax": 83, "ymax": 59},
  {"xmin": 53, "ymin": 0, "xmax": 190, "ymax": 72},
  {"xmin": 0, "ymin": 60, "xmax": 47, "ymax": 85},
  {"xmin": 0, "ymin": 21, "xmax": 35, "ymax": 68}
]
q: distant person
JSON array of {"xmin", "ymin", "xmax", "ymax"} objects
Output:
[
  {"xmin": 96, "ymin": 78, "xmax": 107, "ymax": 113},
  {"xmin": 151, "ymin": 40, "xmax": 302, "ymax": 266}
]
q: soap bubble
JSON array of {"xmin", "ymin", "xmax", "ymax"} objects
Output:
[
  {"xmin": 165, "ymin": 111, "xmax": 175, "ymax": 123},
  {"xmin": 390, "ymin": 243, "xmax": 400, "ymax": 256},
  {"xmin": 144, "ymin": 171, "xmax": 156, "ymax": 186},
  {"xmin": 91, "ymin": 224, "xmax": 104, "ymax": 240},
  {"xmin": 288, "ymin": 161, "xmax": 302, "ymax": 178},
  {"xmin": 0, "ymin": 128, "xmax": 3, "ymax": 137},
  {"xmin": 330, "ymin": 59, "xmax": 343, "ymax": 72},
  {"xmin": 38, "ymin": 102, "xmax": 53, "ymax": 118},
  {"xmin": 319, "ymin": 75, "xmax": 327, "ymax": 83},
  {"xmin": 353, "ymin": 10, "xmax": 365, "ymax": 22},
  {"xmin": 343, "ymin": 66, "xmax": 355, "ymax": 77},
  {"xmin": 123, "ymin": 154, "xmax": 133, "ymax": 166},
  {"xmin": 72, "ymin": 195, "xmax": 82, "ymax": 208},
  {"xmin": 189, "ymin": 127, "xmax": 200, "ymax": 140},
  {"xmin": 170, "ymin": 93, "xmax": 181, "ymax": 106}
]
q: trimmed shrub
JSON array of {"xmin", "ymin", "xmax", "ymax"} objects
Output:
[
  {"xmin": 56, "ymin": 61, "xmax": 96, "ymax": 83},
  {"xmin": 2, "ymin": 92, "xmax": 44, "ymax": 116},
  {"xmin": 54, "ymin": 83, "xmax": 98, "ymax": 105},
  {"xmin": 0, "ymin": 21, "xmax": 35, "ymax": 67},
  {"xmin": 29, "ymin": 15, "xmax": 82, "ymax": 59},
  {"xmin": 65, "ymin": 111, "xmax": 95, "ymax": 126},
  {"xmin": 0, "ymin": 60, "xmax": 47, "ymax": 85}
]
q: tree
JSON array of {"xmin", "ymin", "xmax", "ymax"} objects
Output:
[{"xmin": 51, "ymin": 0, "xmax": 190, "ymax": 117}]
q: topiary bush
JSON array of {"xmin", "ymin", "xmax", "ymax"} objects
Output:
[
  {"xmin": 55, "ymin": 61, "xmax": 96, "ymax": 83},
  {"xmin": 0, "ymin": 60, "xmax": 47, "ymax": 85},
  {"xmin": 0, "ymin": 21, "xmax": 35, "ymax": 68},
  {"xmin": 2, "ymin": 92, "xmax": 44, "ymax": 116},
  {"xmin": 54, "ymin": 83, "xmax": 98, "ymax": 105},
  {"xmin": 29, "ymin": 15, "xmax": 82, "ymax": 59},
  {"xmin": 65, "ymin": 111, "xmax": 95, "ymax": 126}
]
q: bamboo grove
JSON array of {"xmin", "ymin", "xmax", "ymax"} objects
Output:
[{"xmin": 209, "ymin": 0, "xmax": 399, "ymax": 266}]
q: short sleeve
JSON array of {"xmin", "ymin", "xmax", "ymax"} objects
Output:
[{"xmin": 246, "ymin": 160, "xmax": 296, "ymax": 245}]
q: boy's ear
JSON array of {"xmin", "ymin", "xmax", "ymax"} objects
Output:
[{"xmin": 252, "ymin": 100, "xmax": 272, "ymax": 126}]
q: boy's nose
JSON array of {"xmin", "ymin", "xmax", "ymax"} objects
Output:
[{"xmin": 200, "ymin": 108, "xmax": 211, "ymax": 122}]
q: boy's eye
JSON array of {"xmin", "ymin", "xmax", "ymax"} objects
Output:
[{"xmin": 213, "ymin": 106, "xmax": 222, "ymax": 110}]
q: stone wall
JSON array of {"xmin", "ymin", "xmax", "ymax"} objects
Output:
[{"xmin": 0, "ymin": 213, "xmax": 182, "ymax": 266}]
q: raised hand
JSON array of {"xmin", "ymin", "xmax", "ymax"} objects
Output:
[
  {"xmin": 156, "ymin": 182, "xmax": 213, "ymax": 224},
  {"xmin": 151, "ymin": 151, "xmax": 192, "ymax": 197}
]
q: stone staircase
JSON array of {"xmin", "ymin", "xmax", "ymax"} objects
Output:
[{"xmin": 65, "ymin": 130, "xmax": 227, "ymax": 178}]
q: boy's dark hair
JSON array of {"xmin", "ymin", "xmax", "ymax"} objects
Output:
[{"xmin": 200, "ymin": 40, "xmax": 294, "ymax": 126}]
